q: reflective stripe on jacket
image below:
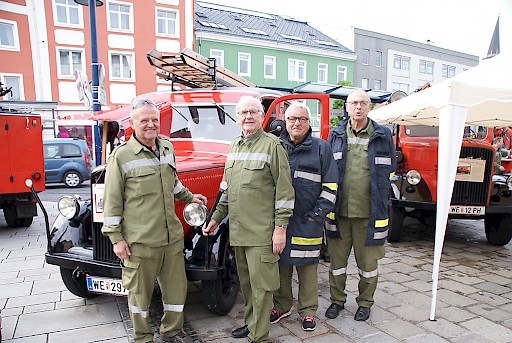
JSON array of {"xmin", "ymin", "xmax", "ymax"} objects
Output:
[
  {"xmin": 327, "ymin": 118, "xmax": 396, "ymax": 246},
  {"xmin": 279, "ymin": 128, "xmax": 338, "ymax": 265},
  {"xmin": 211, "ymin": 128, "xmax": 294, "ymax": 246},
  {"xmin": 102, "ymin": 137, "xmax": 194, "ymax": 246}
]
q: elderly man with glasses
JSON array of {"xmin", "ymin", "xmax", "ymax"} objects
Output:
[
  {"xmin": 102, "ymin": 99, "xmax": 207, "ymax": 343},
  {"xmin": 203, "ymin": 95, "xmax": 294, "ymax": 343},
  {"xmin": 269, "ymin": 102, "xmax": 338, "ymax": 331},
  {"xmin": 324, "ymin": 89, "xmax": 396, "ymax": 322}
]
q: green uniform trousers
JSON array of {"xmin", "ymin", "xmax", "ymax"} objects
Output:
[
  {"xmin": 234, "ymin": 245, "xmax": 280, "ymax": 343},
  {"xmin": 273, "ymin": 263, "xmax": 318, "ymax": 317},
  {"xmin": 327, "ymin": 217, "xmax": 384, "ymax": 308},
  {"xmin": 122, "ymin": 241, "xmax": 187, "ymax": 343}
]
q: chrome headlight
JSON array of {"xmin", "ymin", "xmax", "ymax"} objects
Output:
[
  {"xmin": 507, "ymin": 175, "xmax": 512, "ymax": 190},
  {"xmin": 58, "ymin": 196, "xmax": 80, "ymax": 220},
  {"xmin": 406, "ymin": 170, "xmax": 421, "ymax": 185},
  {"xmin": 183, "ymin": 203, "xmax": 208, "ymax": 227}
]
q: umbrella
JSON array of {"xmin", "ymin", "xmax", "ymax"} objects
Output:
[{"xmin": 369, "ymin": 49, "xmax": 512, "ymax": 320}]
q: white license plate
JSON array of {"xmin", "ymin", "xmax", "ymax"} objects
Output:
[
  {"xmin": 86, "ymin": 276, "xmax": 127, "ymax": 296},
  {"xmin": 449, "ymin": 206, "xmax": 485, "ymax": 215}
]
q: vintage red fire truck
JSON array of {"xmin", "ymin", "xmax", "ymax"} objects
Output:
[
  {"xmin": 32, "ymin": 48, "xmax": 391, "ymax": 315},
  {"xmin": 386, "ymin": 120, "xmax": 512, "ymax": 245},
  {"xmin": 0, "ymin": 108, "xmax": 45, "ymax": 227}
]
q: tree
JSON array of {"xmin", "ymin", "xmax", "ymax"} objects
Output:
[{"xmin": 331, "ymin": 80, "xmax": 353, "ymax": 127}]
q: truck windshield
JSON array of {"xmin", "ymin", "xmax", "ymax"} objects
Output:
[
  {"xmin": 170, "ymin": 105, "xmax": 239, "ymax": 141},
  {"xmin": 404, "ymin": 125, "xmax": 488, "ymax": 139}
]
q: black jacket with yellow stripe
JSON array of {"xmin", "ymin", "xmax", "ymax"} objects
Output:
[
  {"xmin": 279, "ymin": 128, "xmax": 338, "ymax": 265},
  {"xmin": 327, "ymin": 118, "xmax": 396, "ymax": 246}
]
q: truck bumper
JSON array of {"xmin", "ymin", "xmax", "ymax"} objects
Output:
[{"xmin": 391, "ymin": 199, "xmax": 512, "ymax": 216}]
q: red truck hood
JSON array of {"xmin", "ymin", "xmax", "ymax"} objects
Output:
[{"xmin": 172, "ymin": 139, "xmax": 229, "ymax": 172}]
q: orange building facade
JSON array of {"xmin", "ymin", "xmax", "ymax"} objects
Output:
[{"xmin": 0, "ymin": 0, "xmax": 194, "ymax": 118}]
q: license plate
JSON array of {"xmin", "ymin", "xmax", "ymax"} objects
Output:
[
  {"xmin": 449, "ymin": 205, "xmax": 485, "ymax": 215},
  {"xmin": 86, "ymin": 276, "xmax": 127, "ymax": 296}
]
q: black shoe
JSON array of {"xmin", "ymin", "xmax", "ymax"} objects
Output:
[
  {"xmin": 323, "ymin": 255, "xmax": 330, "ymax": 263},
  {"xmin": 354, "ymin": 306, "xmax": 371, "ymax": 321},
  {"xmin": 325, "ymin": 303, "xmax": 344, "ymax": 319},
  {"xmin": 231, "ymin": 325, "xmax": 249, "ymax": 338}
]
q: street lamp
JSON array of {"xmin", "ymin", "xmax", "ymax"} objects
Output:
[{"xmin": 74, "ymin": 0, "xmax": 103, "ymax": 112}]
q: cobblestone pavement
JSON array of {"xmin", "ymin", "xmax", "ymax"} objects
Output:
[{"xmin": 1, "ymin": 203, "xmax": 511, "ymax": 342}]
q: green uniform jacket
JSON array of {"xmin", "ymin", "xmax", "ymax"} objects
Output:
[
  {"xmin": 211, "ymin": 128, "xmax": 294, "ymax": 246},
  {"xmin": 102, "ymin": 137, "xmax": 194, "ymax": 247}
]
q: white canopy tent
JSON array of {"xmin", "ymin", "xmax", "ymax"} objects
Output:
[{"xmin": 368, "ymin": 50, "xmax": 512, "ymax": 320}]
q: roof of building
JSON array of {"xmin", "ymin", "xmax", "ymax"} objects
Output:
[{"xmin": 195, "ymin": 1, "xmax": 355, "ymax": 56}]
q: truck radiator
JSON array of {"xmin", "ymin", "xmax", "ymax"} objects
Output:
[
  {"xmin": 92, "ymin": 222, "xmax": 119, "ymax": 263},
  {"xmin": 451, "ymin": 146, "xmax": 493, "ymax": 205}
]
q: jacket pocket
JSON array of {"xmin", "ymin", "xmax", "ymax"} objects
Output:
[
  {"xmin": 259, "ymin": 253, "xmax": 280, "ymax": 291},
  {"xmin": 121, "ymin": 257, "xmax": 141, "ymax": 294},
  {"xmin": 127, "ymin": 167, "xmax": 159, "ymax": 196},
  {"xmin": 241, "ymin": 160, "xmax": 266, "ymax": 189}
]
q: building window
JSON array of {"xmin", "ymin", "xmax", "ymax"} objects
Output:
[
  {"xmin": 238, "ymin": 52, "xmax": 251, "ymax": 77},
  {"xmin": 393, "ymin": 54, "xmax": 410, "ymax": 70},
  {"xmin": 210, "ymin": 49, "xmax": 224, "ymax": 67},
  {"xmin": 0, "ymin": 19, "xmax": 20, "ymax": 51},
  {"xmin": 288, "ymin": 59, "xmax": 306, "ymax": 82},
  {"xmin": 442, "ymin": 64, "xmax": 456, "ymax": 78},
  {"xmin": 156, "ymin": 8, "xmax": 178, "ymax": 36},
  {"xmin": 337, "ymin": 66, "xmax": 347, "ymax": 83},
  {"xmin": 1, "ymin": 74, "xmax": 23, "ymax": 100},
  {"xmin": 108, "ymin": 1, "xmax": 132, "ymax": 32},
  {"xmin": 54, "ymin": 0, "xmax": 82, "ymax": 27},
  {"xmin": 374, "ymin": 80, "xmax": 381, "ymax": 90},
  {"xmin": 57, "ymin": 49, "xmax": 84, "ymax": 78},
  {"xmin": 375, "ymin": 51, "xmax": 382, "ymax": 67},
  {"xmin": 318, "ymin": 63, "xmax": 328, "ymax": 83},
  {"xmin": 361, "ymin": 78, "xmax": 369, "ymax": 89},
  {"xmin": 361, "ymin": 49, "xmax": 369, "ymax": 65},
  {"xmin": 264, "ymin": 56, "xmax": 276, "ymax": 79},
  {"xmin": 392, "ymin": 82, "xmax": 409, "ymax": 94},
  {"xmin": 419, "ymin": 60, "xmax": 434, "ymax": 75},
  {"xmin": 110, "ymin": 52, "xmax": 134, "ymax": 81}
]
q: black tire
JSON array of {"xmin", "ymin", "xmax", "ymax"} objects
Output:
[
  {"xmin": 2, "ymin": 205, "xmax": 32, "ymax": 228},
  {"xmin": 63, "ymin": 171, "xmax": 83, "ymax": 188},
  {"xmin": 60, "ymin": 267, "xmax": 98, "ymax": 299},
  {"xmin": 484, "ymin": 214, "xmax": 512, "ymax": 246},
  {"xmin": 202, "ymin": 237, "xmax": 239, "ymax": 315},
  {"xmin": 387, "ymin": 204, "xmax": 405, "ymax": 242}
]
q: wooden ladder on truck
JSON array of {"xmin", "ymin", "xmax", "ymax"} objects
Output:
[{"xmin": 147, "ymin": 48, "xmax": 256, "ymax": 89}]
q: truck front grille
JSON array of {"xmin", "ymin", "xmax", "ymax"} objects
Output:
[
  {"xmin": 451, "ymin": 146, "xmax": 493, "ymax": 205},
  {"xmin": 92, "ymin": 222, "xmax": 119, "ymax": 263}
]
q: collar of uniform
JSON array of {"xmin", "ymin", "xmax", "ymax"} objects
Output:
[
  {"xmin": 348, "ymin": 118, "xmax": 373, "ymax": 136},
  {"xmin": 239, "ymin": 127, "xmax": 264, "ymax": 144},
  {"xmin": 129, "ymin": 133, "xmax": 160, "ymax": 155},
  {"xmin": 281, "ymin": 127, "xmax": 313, "ymax": 149}
]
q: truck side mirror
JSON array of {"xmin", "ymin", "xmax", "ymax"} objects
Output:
[{"xmin": 269, "ymin": 119, "xmax": 285, "ymax": 137}]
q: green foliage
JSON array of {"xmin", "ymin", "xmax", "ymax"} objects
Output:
[
  {"xmin": 332, "ymin": 80, "xmax": 354, "ymax": 110},
  {"xmin": 330, "ymin": 116, "xmax": 343, "ymax": 127}
]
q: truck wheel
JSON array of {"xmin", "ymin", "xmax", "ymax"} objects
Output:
[
  {"xmin": 387, "ymin": 205, "xmax": 405, "ymax": 242},
  {"xmin": 3, "ymin": 205, "xmax": 33, "ymax": 228},
  {"xmin": 484, "ymin": 214, "xmax": 512, "ymax": 246},
  {"xmin": 60, "ymin": 267, "xmax": 98, "ymax": 299},
  {"xmin": 64, "ymin": 171, "xmax": 83, "ymax": 188},
  {"xmin": 202, "ymin": 242, "xmax": 239, "ymax": 315}
]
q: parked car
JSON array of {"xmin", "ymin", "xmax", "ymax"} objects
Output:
[{"xmin": 43, "ymin": 138, "xmax": 93, "ymax": 187}]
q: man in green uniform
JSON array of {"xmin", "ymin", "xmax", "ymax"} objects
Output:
[
  {"xmin": 325, "ymin": 90, "xmax": 396, "ymax": 322},
  {"xmin": 203, "ymin": 95, "xmax": 294, "ymax": 343},
  {"xmin": 102, "ymin": 99, "xmax": 207, "ymax": 343}
]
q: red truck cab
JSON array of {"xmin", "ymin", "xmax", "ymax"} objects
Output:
[{"xmin": 0, "ymin": 110, "xmax": 45, "ymax": 227}]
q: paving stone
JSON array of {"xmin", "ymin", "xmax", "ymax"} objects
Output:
[
  {"xmin": 2, "ymin": 334, "xmax": 48, "ymax": 343},
  {"xmin": 403, "ymin": 333, "xmax": 450, "ymax": 343},
  {"xmin": 381, "ymin": 272, "xmax": 415, "ymax": 283},
  {"xmin": 48, "ymin": 322, "xmax": 127, "ymax": 343},
  {"xmin": 31, "ymin": 278, "xmax": 67, "ymax": 294},
  {"xmin": 326, "ymin": 315, "xmax": 380, "ymax": 339},
  {"xmin": 459, "ymin": 317, "xmax": 512, "ymax": 343},
  {"xmin": 434, "ymin": 306, "xmax": 476, "ymax": 323},
  {"xmin": 0, "ymin": 277, "xmax": 24, "ymax": 286},
  {"xmin": 435, "ymin": 289, "xmax": 478, "ymax": 307},
  {"xmin": 466, "ymin": 303, "xmax": 512, "ymax": 322},
  {"xmin": 23, "ymin": 302, "xmax": 55, "ymax": 314},
  {"xmin": 303, "ymin": 333, "xmax": 351, "ymax": 343},
  {"xmin": 1, "ymin": 306, "xmax": 23, "ymax": 317},
  {"xmin": 0, "ymin": 259, "xmax": 43, "ymax": 273},
  {"xmin": 467, "ymin": 289, "xmax": 511, "ymax": 306},
  {"xmin": 473, "ymin": 281, "xmax": 512, "ymax": 295},
  {"xmin": 418, "ymin": 317, "xmax": 468, "ymax": 338},
  {"xmin": 384, "ymin": 262, "xmax": 421, "ymax": 274},
  {"xmin": 7, "ymin": 247, "xmax": 47, "ymax": 259},
  {"xmin": 437, "ymin": 279, "xmax": 479, "ymax": 295},
  {"xmin": 6, "ymin": 292, "xmax": 61, "ymax": 308},
  {"xmin": 388, "ymin": 304, "xmax": 428, "ymax": 323},
  {"xmin": 402, "ymin": 279, "xmax": 432, "ymax": 293},
  {"xmin": 0, "ymin": 281, "xmax": 32, "ymax": 298},
  {"xmin": 451, "ymin": 333, "xmax": 497, "ymax": 343},
  {"xmin": 378, "ymin": 281, "xmax": 409, "ymax": 294},
  {"xmin": 407, "ymin": 270, "xmax": 432, "ymax": 282},
  {"xmin": 358, "ymin": 331, "xmax": 400, "ymax": 343},
  {"xmin": 15, "ymin": 303, "xmax": 121, "ymax": 337},
  {"xmin": 374, "ymin": 318, "xmax": 425, "ymax": 340},
  {"xmin": 55, "ymin": 298, "xmax": 86, "ymax": 309}
]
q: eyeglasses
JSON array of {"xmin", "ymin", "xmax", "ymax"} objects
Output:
[
  {"xmin": 132, "ymin": 99, "xmax": 157, "ymax": 110},
  {"xmin": 286, "ymin": 116, "xmax": 309, "ymax": 124},
  {"xmin": 237, "ymin": 109, "xmax": 262, "ymax": 117},
  {"xmin": 347, "ymin": 100, "xmax": 370, "ymax": 107}
]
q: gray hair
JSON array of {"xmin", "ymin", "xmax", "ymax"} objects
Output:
[
  {"xmin": 284, "ymin": 102, "xmax": 311, "ymax": 119},
  {"xmin": 236, "ymin": 95, "xmax": 264, "ymax": 114}
]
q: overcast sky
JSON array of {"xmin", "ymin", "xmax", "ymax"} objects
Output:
[{"xmin": 202, "ymin": 0, "xmax": 509, "ymax": 59}]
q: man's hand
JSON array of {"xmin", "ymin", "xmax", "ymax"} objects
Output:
[
  {"xmin": 272, "ymin": 226, "xmax": 286, "ymax": 254},
  {"xmin": 113, "ymin": 240, "xmax": 131, "ymax": 260},
  {"xmin": 192, "ymin": 194, "xmax": 207, "ymax": 205},
  {"xmin": 203, "ymin": 219, "xmax": 218, "ymax": 236}
]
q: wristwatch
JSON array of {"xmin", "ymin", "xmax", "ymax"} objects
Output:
[{"xmin": 277, "ymin": 224, "xmax": 287, "ymax": 230}]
